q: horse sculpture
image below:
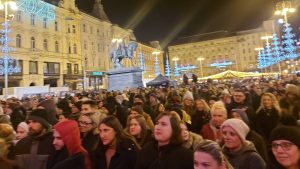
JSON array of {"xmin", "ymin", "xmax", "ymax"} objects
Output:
[{"xmin": 110, "ymin": 41, "xmax": 138, "ymax": 68}]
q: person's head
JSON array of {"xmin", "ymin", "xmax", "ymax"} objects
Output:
[
  {"xmin": 154, "ymin": 111, "xmax": 183, "ymax": 146},
  {"xmin": 179, "ymin": 121, "xmax": 190, "ymax": 141},
  {"xmin": 4, "ymin": 102, "xmax": 19, "ymax": 116},
  {"xmin": 16, "ymin": 122, "xmax": 29, "ymax": 140},
  {"xmin": 78, "ymin": 113, "xmax": 99, "ymax": 134},
  {"xmin": 126, "ymin": 114, "xmax": 147, "ymax": 139},
  {"xmin": 27, "ymin": 108, "xmax": 51, "ymax": 137},
  {"xmin": 270, "ymin": 126, "xmax": 300, "ymax": 169},
  {"xmin": 0, "ymin": 123, "xmax": 15, "ymax": 157},
  {"xmin": 210, "ymin": 102, "xmax": 227, "ymax": 128},
  {"xmin": 221, "ymin": 119, "xmax": 249, "ymax": 152},
  {"xmin": 194, "ymin": 140, "xmax": 227, "ymax": 169},
  {"xmin": 133, "ymin": 94, "xmax": 145, "ymax": 104},
  {"xmin": 285, "ymin": 84, "xmax": 300, "ymax": 101},
  {"xmin": 260, "ymin": 92, "xmax": 281, "ymax": 111},
  {"xmin": 81, "ymin": 100, "xmax": 98, "ymax": 114},
  {"xmin": 57, "ymin": 112, "xmax": 70, "ymax": 122},
  {"xmin": 130, "ymin": 105, "xmax": 144, "ymax": 116},
  {"xmin": 195, "ymin": 99, "xmax": 210, "ymax": 112},
  {"xmin": 53, "ymin": 120, "xmax": 83, "ymax": 155},
  {"xmin": 182, "ymin": 91, "xmax": 194, "ymax": 107},
  {"xmin": 71, "ymin": 101, "xmax": 82, "ymax": 114},
  {"xmin": 148, "ymin": 93, "xmax": 158, "ymax": 104},
  {"xmin": 230, "ymin": 109, "xmax": 250, "ymax": 126},
  {"xmin": 232, "ymin": 89, "xmax": 246, "ymax": 104},
  {"xmin": 98, "ymin": 116, "xmax": 131, "ymax": 147}
]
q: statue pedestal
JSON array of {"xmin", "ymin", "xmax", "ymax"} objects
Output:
[{"xmin": 107, "ymin": 67, "xmax": 143, "ymax": 91}]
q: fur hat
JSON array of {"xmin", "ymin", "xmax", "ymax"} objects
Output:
[
  {"xmin": 221, "ymin": 118, "xmax": 250, "ymax": 142},
  {"xmin": 269, "ymin": 125, "xmax": 300, "ymax": 148},
  {"xmin": 27, "ymin": 108, "xmax": 51, "ymax": 129},
  {"xmin": 182, "ymin": 91, "xmax": 194, "ymax": 101}
]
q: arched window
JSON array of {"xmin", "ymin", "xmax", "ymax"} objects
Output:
[
  {"xmin": 31, "ymin": 37, "xmax": 35, "ymax": 49},
  {"xmin": 73, "ymin": 44, "xmax": 77, "ymax": 54},
  {"xmin": 55, "ymin": 41, "xmax": 59, "ymax": 52},
  {"xmin": 43, "ymin": 39, "xmax": 48, "ymax": 50},
  {"xmin": 16, "ymin": 34, "xmax": 21, "ymax": 48},
  {"xmin": 83, "ymin": 24, "xmax": 86, "ymax": 32}
]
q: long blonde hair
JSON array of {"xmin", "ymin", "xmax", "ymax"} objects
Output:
[
  {"xmin": 194, "ymin": 99, "xmax": 210, "ymax": 113},
  {"xmin": 256, "ymin": 92, "xmax": 281, "ymax": 115}
]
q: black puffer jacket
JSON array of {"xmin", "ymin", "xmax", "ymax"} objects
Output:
[{"xmin": 135, "ymin": 140, "xmax": 193, "ymax": 169}]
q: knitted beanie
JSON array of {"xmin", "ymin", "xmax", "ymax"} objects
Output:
[
  {"xmin": 27, "ymin": 108, "xmax": 51, "ymax": 129},
  {"xmin": 269, "ymin": 125, "xmax": 300, "ymax": 148},
  {"xmin": 221, "ymin": 118, "xmax": 250, "ymax": 142},
  {"xmin": 17, "ymin": 122, "xmax": 29, "ymax": 133},
  {"xmin": 182, "ymin": 91, "xmax": 194, "ymax": 101}
]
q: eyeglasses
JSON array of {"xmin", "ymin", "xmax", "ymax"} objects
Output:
[
  {"xmin": 271, "ymin": 142, "xmax": 294, "ymax": 151},
  {"xmin": 78, "ymin": 121, "xmax": 93, "ymax": 126}
]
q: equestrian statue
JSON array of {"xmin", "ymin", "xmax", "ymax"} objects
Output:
[{"xmin": 110, "ymin": 41, "xmax": 138, "ymax": 68}]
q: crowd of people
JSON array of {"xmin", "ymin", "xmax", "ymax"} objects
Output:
[{"xmin": 0, "ymin": 76, "xmax": 300, "ymax": 169}]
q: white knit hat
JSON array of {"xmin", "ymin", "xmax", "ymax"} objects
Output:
[
  {"xmin": 182, "ymin": 91, "xmax": 194, "ymax": 101},
  {"xmin": 221, "ymin": 118, "xmax": 249, "ymax": 142},
  {"xmin": 17, "ymin": 122, "xmax": 29, "ymax": 133}
]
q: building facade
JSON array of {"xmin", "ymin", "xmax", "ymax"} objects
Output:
[{"xmin": 167, "ymin": 20, "xmax": 275, "ymax": 77}]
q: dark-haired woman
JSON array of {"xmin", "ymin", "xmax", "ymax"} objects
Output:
[
  {"xmin": 93, "ymin": 116, "xmax": 139, "ymax": 169},
  {"xmin": 135, "ymin": 111, "xmax": 193, "ymax": 169}
]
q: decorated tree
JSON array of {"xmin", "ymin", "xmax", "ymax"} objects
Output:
[
  {"xmin": 165, "ymin": 54, "xmax": 172, "ymax": 78},
  {"xmin": 154, "ymin": 55, "xmax": 160, "ymax": 76},
  {"xmin": 272, "ymin": 33, "xmax": 284, "ymax": 63},
  {"xmin": 282, "ymin": 23, "xmax": 297, "ymax": 60}
]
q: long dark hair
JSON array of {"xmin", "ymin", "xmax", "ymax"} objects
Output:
[
  {"xmin": 99, "ymin": 116, "xmax": 140, "ymax": 149},
  {"xmin": 155, "ymin": 111, "xmax": 184, "ymax": 145}
]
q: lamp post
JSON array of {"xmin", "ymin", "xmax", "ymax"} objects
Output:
[
  {"xmin": 274, "ymin": 0, "xmax": 295, "ymax": 24},
  {"xmin": 152, "ymin": 51, "xmax": 161, "ymax": 76},
  {"xmin": 0, "ymin": 0, "xmax": 18, "ymax": 99},
  {"xmin": 197, "ymin": 57, "xmax": 204, "ymax": 78}
]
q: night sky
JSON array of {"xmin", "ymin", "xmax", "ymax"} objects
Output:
[{"xmin": 75, "ymin": 0, "xmax": 296, "ymax": 48}]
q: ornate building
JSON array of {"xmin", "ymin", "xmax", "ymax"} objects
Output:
[{"xmin": 168, "ymin": 20, "xmax": 275, "ymax": 77}]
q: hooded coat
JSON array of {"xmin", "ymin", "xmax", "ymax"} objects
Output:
[
  {"xmin": 49, "ymin": 120, "xmax": 92, "ymax": 169},
  {"xmin": 223, "ymin": 141, "xmax": 266, "ymax": 169}
]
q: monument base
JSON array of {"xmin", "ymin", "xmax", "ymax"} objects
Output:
[{"xmin": 107, "ymin": 67, "xmax": 143, "ymax": 91}]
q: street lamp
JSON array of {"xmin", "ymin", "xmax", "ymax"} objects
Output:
[
  {"xmin": 197, "ymin": 57, "xmax": 204, "ymax": 78},
  {"xmin": 152, "ymin": 51, "xmax": 161, "ymax": 76},
  {"xmin": 274, "ymin": 0, "xmax": 295, "ymax": 24},
  {"xmin": 0, "ymin": 0, "xmax": 19, "ymax": 99}
]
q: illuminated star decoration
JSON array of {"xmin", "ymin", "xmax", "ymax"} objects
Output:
[{"xmin": 16, "ymin": 0, "xmax": 56, "ymax": 20}]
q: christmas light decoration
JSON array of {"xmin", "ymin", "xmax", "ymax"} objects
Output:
[
  {"xmin": 16, "ymin": 0, "xmax": 56, "ymax": 20},
  {"xmin": 282, "ymin": 23, "xmax": 297, "ymax": 60},
  {"xmin": 164, "ymin": 53, "xmax": 171, "ymax": 78}
]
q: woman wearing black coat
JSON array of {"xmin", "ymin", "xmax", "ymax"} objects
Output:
[{"xmin": 135, "ymin": 111, "xmax": 193, "ymax": 169}]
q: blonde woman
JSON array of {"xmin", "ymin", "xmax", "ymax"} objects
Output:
[{"xmin": 255, "ymin": 92, "xmax": 281, "ymax": 140}]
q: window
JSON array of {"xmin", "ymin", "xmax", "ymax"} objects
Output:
[
  {"xmin": 91, "ymin": 42, "xmax": 94, "ymax": 50},
  {"xmin": 98, "ymin": 43, "xmax": 101, "ymax": 52},
  {"xmin": 29, "ymin": 61, "xmax": 38, "ymax": 74},
  {"xmin": 16, "ymin": 34, "xmax": 21, "ymax": 48},
  {"xmin": 30, "ymin": 14, "xmax": 35, "ymax": 25},
  {"xmin": 55, "ymin": 41, "xmax": 59, "ymax": 52},
  {"xmin": 44, "ymin": 62, "xmax": 60, "ymax": 74},
  {"xmin": 73, "ymin": 44, "xmax": 77, "ymax": 54},
  {"xmin": 74, "ymin": 64, "xmax": 79, "ymax": 74},
  {"xmin": 55, "ymin": 21, "xmax": 58, "ymax": 31},
  {"xmin": 68, "ymin": 43, "xmax": 71, "ymax": 54},
  {"xmin": 90, "ymin": 26, "xmax": 93, "ymax": 34},
  {"xmin": 31, "ymin": 37, "xmax": 35, "ymax": 49},
  {"xmin": 67, "ymin": 63, "xmax": 72, "ymax": 74},
  {"xmin": 83, "ymin": 24, "xmax": 86, "ymax": 32},
  {"xmin": 43, "ymin": 39, "xmax": 48, "ymax": 51},
  {"xmin": 67, "ymin": 24, "xmax": 71, "ymax": 33},
  {"xmin": 97, "ymin": 29, "xmax": 99, "ymax": 36},
  {"xmin": 72, "ymin": 25, "xmax": 76, "ymax": 33},
  {"xmin": 43, "ymin": 18, "xmax": 47, "ymax": 28},
  {"xmin": 16, "ymin": 11, "xmax": 21, "ymax": 21}
]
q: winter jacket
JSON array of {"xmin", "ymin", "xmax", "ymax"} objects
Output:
[
  {"xmin": 223, "ymin": 141, "xmax": 266, "ymax": 169},
  {"xmin": 135, "ymin": 140, "xmax": 193, "ymax": 169},
  {"xmin": 191, "ymin": 110, "xmax": 210, "ymax": 134},
  {"xmin": 93, "ymin": 138, "xmax": 138, "ymax": 169},
  {"xmin": 182, "ymin": 132, "xmax": 203, "ymax": 151},
  {"xmin": 81, "ymin": 131, "xmax": 100, "ymax": 156},
  {"xmin": 255, "ymin": 108, "xmax": 280, "ymax": 140},
  {"xmin": 201, "ymin": 122, "xmax": 222, "ymax": 143},
  {"xmin": 12, "ymin": 132, "xmax": 55, "ymax": 169},
  {"xmin": 246, "ymin": 130, "xmax": 269, "ymax": 163},
  {"xmin": 50, "ymin": 153, "xmax": 86, "ymax": 169}
]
